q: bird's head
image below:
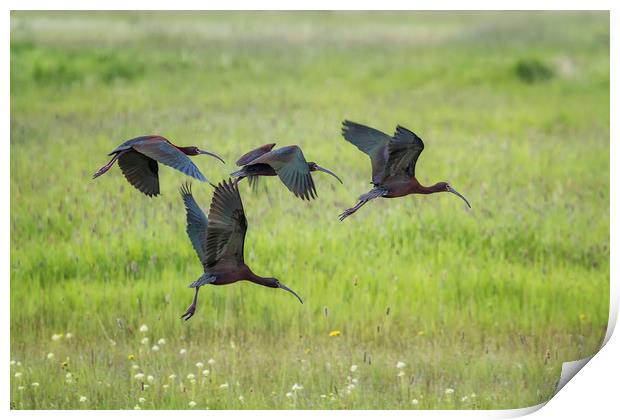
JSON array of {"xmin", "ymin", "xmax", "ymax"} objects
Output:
[
  {"xmin": 438, "ymin": 182, "xmax": 471, "ymax": 208},
  {"xmin": 182, "ymin": 146, "xmax": 226, "ymax": 163},
  {"xmin": 308, "ymin": 162, "xmax": 343, "ymax": 184},
  {"xmin": 266, "ymin": 278, "xmax": 304, "ymax": 304}
]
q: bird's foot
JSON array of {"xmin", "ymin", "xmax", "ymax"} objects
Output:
[
  {"xmin": 180, "ymin": 303, "xmax": 197, "ymax": 321},
  {"xmin": 92, "ymin": 167, "xmax": 107, "ymax": 179},
  {"xmin": 338, "ymin": 208, "xmax": 356, "ymax": 221}
]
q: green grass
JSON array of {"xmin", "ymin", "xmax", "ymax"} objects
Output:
[{"xmin": 10, "ymin": 11, "xmax": 609, "ymax": 409}]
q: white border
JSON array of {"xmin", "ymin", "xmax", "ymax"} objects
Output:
[{"xmin": 3, "ymin": 1, "xmax": 616, "ymax": 419}]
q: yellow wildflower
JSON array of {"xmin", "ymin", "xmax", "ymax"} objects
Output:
[{"xmin": 329, "ymin": 330, "xmax": 341, "ymax": 337}]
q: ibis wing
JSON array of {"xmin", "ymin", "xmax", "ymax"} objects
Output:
[
  {"xmin": 341, "ymin": 120, "xmax": 390, "ymax": 183},
  {"xmin": 247, "ymin": 146, "xmax": 316, "ymax": 200},
  {"xmin": 179, "ymin": 183, "xmax": 209, "ymax": 266},
  {"xmin": 384, "ymin": 125, "xmax": 425, "ymax": 179},
  {"xmin": 132, "ymin": 140, "xmax": 208, "ymax": 182},
  {"xmin": 235, "ymin": 143, "xmax": 276, "ymax": 166},
  {"xmin": 117, "ymin": 151, "xmax": 160, "ymax": 196},
  {"xmin": 204, "ymin": 179, "xmax": 247, "ymax": 270}
]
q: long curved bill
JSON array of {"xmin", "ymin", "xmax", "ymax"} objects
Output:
[
  {"xmin": 447, "ymin": 186, "xmax": 471, "ymax": 208},
  {"xmin": 277, "ymin": 281, "xmax": 304, "ymax": 304},
  {"xmin": 315, "ymin": 165, "xmax": 343, "ymax": 184},
  {"xmin": 199, "ymin": 149, "xmax": 226, "ymax": 164}
]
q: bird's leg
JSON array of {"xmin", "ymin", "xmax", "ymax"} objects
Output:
[
  {"xmin": 339, "ymin": 188, "xmax": 385, "ymax": 221},
  {"xmin": 338, "ymin": 199, "xmax": 369, "ymax": 221},
  {"xmin": 93, "ymin": 151, "xmax": 125, "ymax": 179},
  {"xmin": 180, "ymin": 287, "xmax": 200, "ymax": 321}
]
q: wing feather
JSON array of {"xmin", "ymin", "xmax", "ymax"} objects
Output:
[
  {"xmin": 204, "ymin": 179, "xmax": 247, "ymax": 270},
  {"xmin": 117, "ymin": 151, "xmax": 160, "ymax": 196},
  {"xmin": 384, "ymin": 125, "xmax": 425, "ymax": 178},
  {"xmin": 341, "ymin": 120, "xmax": 390, "ymax": 183},
  {"xmin": 179, "ymin": 183, "xmax": 209, "ymax": 266},
  {"xmin": 247, "ymin": 145, "xmax": 316, "ymax": 200},
  {"xmin": 132, "ymin": 140, "xmax": 208, "ymax": 182}
]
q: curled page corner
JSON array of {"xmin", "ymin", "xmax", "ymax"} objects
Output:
[
  {"xmin": 555, "ymin": 356, "xmax": 595, "ymax": 394},
  {"xmin": 500, "ymin": 290, "xmax": 618, "ymax": 418}
]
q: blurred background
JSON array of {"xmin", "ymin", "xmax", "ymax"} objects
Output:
[{"xmin": 10, "ymin": 11, "xmax": 609, "ymax": 409}]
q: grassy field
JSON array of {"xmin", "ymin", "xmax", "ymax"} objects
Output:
[{"xmin": 10, "ymin": 11, "xmax": 609, "ymax": 409}]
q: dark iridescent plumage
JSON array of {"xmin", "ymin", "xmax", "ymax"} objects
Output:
[
  {"xmin": 231, "ymin": 145, "xmax": 342, "ymax": 200},
  {"xmin": 93, "ymin": 135, "xmax": 224, "ymax": 197},
  {"xmin": 179, "ymin": 180, "xmax": 303, "ymax": 321},
  {"xmin": 339, "ymin": 121, "xmax": 471, "ymax": 221}
]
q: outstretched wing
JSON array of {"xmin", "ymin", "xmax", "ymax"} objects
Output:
[
  {"xmin": 384, "ymin": 125, "xmax": 425, "ymax": 179},
  {"xmin": 247, "ymin": 146, "xmax": 316, "ymax": 200},
  {"xmin": 117, "ymin": 151, "xmax": 160, "ymax": 196},
  {"xmin": 204, "ymin": 179, "xmax": 247, "ymax": 270},
  {"xmin": 235, "ymin": 143, "xmax": 276, "ymax": 166},
  {"xmin": 341, "ymin": 120, "xmax": 390, "ymax": 184},
  {"xmin": 131, "ymin": 138, "xmax": 208, "ymax": 182},
  {"xmin": 179, "ymin": 183, "xmax": 209, "ymax": 266}
]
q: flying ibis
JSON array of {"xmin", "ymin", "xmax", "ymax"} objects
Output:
[
  {"xmin": 230, "ymin": 144, "xmax": 342, "ymax": 200},
  {"xmin": 338, "ymin": 120, "xmax": 471, "ymax": 221},
  {"xmin": 93, "ymin": 135, "xmax": 224, "ymax": 197},
  {"xmin": 179, "ymin": 179, "xmax": 303, "ymax": 320}
]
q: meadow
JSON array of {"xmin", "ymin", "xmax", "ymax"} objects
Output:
[{"xmin": 9, "ymin": 11, "xmax": 610, "ymax": 409}]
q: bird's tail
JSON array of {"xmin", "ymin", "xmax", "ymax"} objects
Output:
[
  {"xmin": 188, "ymin": 274, "xmax": 216, "ymax": 288},
  {"xmin": 247, "ymin": 176, "xmax": 260, "ymax": 192}
]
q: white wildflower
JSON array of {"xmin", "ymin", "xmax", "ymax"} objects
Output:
[
  {"xmin": 47, "ymin": 353, "xmax": 55, "ymax": 360},
  {"xmin": 147, "ymin": 375, "xmax": 154, "ymax": 383},
  {"xmin": 139, "ymin": 324, "xmax": 149, "ymax": 333},
  {"xmin": 51, "ymin": 334, "xmax": 63, "ymax": 341},
  {"xmin": 445, "ymin": 388, "xmax": 454, "ymax": 394},
  {"xmin": 18, "ymin": 386, "xmax": 25, "ymax": 391},
  {"xmin": 168, "ymin": 374, "xmax": 177, "ymax": 381},
  {"xmin": 207, "ymin": 358, "xmax": 216, "ymax": 365},
  {"xmin": 10, "ymin": 360, "xmax": 16, "ymax": 366},
  {"xmin": 350, "ymin": 364, "xmax": 358, "ymax": 372},
  {"xmin": 31, "ymin": 382, "xmax": 40, "ymax": 388},
  {"xmin": 291, "ymin": 383, "xmax": 304, "ymax": 391},
  {"xmin": 79, "ymin": 395, "xmax": 87, "ymax": 402},
  {"xmin": 202, "ymin": 369, "xmax": 210, "ymax": 376},
  {"xmin": 412, "ymin": 399, "xmax": 419, "ymax": 405},
  {"xmin": 188, "ymin": 401, "xmax": 197, "ymax": 408},
  {"xmin": 131, "ymin": 364, "xmax": 140, "ymax": 370},
  {"xmin": 187, "ymin": 373, "xmax": 195, "ymax": 380},
  {"xmin": 157, "ymin": 338, "xmax": 166, "ymax": 345},
  {"xmin": 133, "ymin": 405, "xmax": 141, "ymax": 410},
  {"xmin": 196, "ymin": 362, "xmax": 204, "ymax": 369},
  {"xmin": 140, "ymin": 337, "xmax": 149, "ymax": 345},
  {"xmin": 134, "ymin": 373, "xmax": 145, "ymax": 380},
  {"xmin": 138, "ymin": 397, "xmax": 145, "ymax": 403},
  {"xmin": 461, "ymin": 396, "xmax": 468, "ymax": 402},
  {"xmin": 151, "ymin": 345, "xmax": 160, "ymax": 352},
  {"xmin": 179, "ymin": 349, "xmax": 187, "ymax": 355},
  {"xmin": 14, "ymin": 372, "xmax": 22, "ymax": 378},
  {"xmin": 396, "ymin": 361, "xmax": 406, "ymax": 369},
  {"xmin": 285, "ymin": 392, "xmax": 293, "ymax": 398},
  {"xmin": 397, "ymin": 371, "xmax": 405, "ymax": 377},
  {"xmin": 219, "ymin": 383, "xmax": 229, "ymax": 389},
  {"xmin": 65, "ymin": 333, "xmax": 73, "ymax": 339}
]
